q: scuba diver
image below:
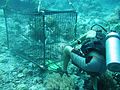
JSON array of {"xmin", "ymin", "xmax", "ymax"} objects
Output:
[
  {"xmin": 62, "ymin": 22, "xmax": 120, "ymax": 89},
  {"xmin": 62, "ymin": 29, "xmax": 107, "ymax": 74},
  {"xmin": 62, "ymin": 28, "xmax": 107, "ymax": 89}
]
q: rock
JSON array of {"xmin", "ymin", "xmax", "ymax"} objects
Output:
[
  {"xmin": 114, "ymin": 23, "xmax": 120, "ymax": 31},
  {"xmin": 17, "ymin": 84, "xmax": 27, "ymax": 90},
  {"xmin": 29, "ymin": 84, "xmax": 45, "ymax": 90},
  {"xmin": 29, "ymin": 85, "xmax": 38, "ymax": 90},
  {"xmin": 17, "ymin": 73, "xmax": 24, "ymax": 78},
  {"xmin": 0, "ymin": 10, "xmax": 4, "ymax": 16},
  {"xmin": 26, "ymin": 70, "xmax": 33, "ymax": 76},
  {"xmin": 0, "ymin": 69, "xmax": 4, "ymax": 75},
  {"xmin": 15, "ymin": 80, "xmax": 21, "ymax": 84},
  {"xmin": 0, "ymin": 46, "xmax": 8, "ymax": 54},
  {"xmin": 22, "ymin": 68, "xmax": 28, "ymax": 74},
  {"xmin": 0, "ymin": 58, "xmax": 8, "ymax": 63},
  {"xmin": 12, "ymin": 71, "xmax": 17, "ymax": 76},
  {"xmin": 33, "ymin": 77, "xmax": 42, "ymax": 83},
  {"xmin": 0, "ymin": 70, "xmax": 4, "ymax": 83},
  {"xmin": 77, "ymin": 79, "xmax": 84, "ymax": 90}
]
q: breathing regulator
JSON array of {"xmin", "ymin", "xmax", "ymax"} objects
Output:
[{"xmin": 81, "ymin": 19, "xmax": 120, "ymax": 72}]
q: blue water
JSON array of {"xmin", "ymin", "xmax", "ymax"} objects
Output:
[
  {"xmin": 1, "ymin": 0, "xmax": 119, "ymax": 14},
  {"xmin": 0, "ymin": 0, "xmax": 120, "ymax": 90},
  {"xmin": 98, "ymin": 0, "xmax": 120, "ymax": 9}
]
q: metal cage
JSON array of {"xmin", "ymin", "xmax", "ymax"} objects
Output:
[{"xmin": 4, "ymin": 8, "xmax": 77, "ymax": 70}]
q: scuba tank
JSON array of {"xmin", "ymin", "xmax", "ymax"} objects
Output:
[{"xmin": 106, "ymin": 32, "xmax": 120, "ymax": 72}]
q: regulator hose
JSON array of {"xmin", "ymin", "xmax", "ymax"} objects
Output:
[{"xmin": 91, "ymin": 24, "xmax": 107, "ymax": 33}]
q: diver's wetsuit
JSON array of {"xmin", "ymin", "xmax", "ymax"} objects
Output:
[{"xmin": 71, "ymin": 30, "xmax": 106, "ymax": 74}]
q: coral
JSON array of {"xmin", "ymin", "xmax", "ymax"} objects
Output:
[
  {"xmin": 16, "ymin": 84, "xmax": 28, "ymax": 90},
  {"xmin": 43, "ymin": 73, "xmax": 75, "ymax": 90},
  {"xmin": 104, "ymin": 6, "xmax": 120, "ymax": 32},
  {"xmin": 114, "ymin": 23, "xmax": 120, "ymax": 31},
  {"xmin": 77, "ymin": 0, "xmax": 103, "ymax": 16},
  {"xmin": 97, "ymin": 71, "xmax": 118, "ymax": 90}
]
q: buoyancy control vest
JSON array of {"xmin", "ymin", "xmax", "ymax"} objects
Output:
[{"xmin": 81, "ymin": 30, "xmax": 106, "ymax": 57}]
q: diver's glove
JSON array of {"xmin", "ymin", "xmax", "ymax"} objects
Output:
[{"xmin": 70, "ymin": 30, "xmax": 96, "ymax": 46}]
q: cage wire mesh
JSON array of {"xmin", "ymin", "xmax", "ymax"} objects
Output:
[{"xmin": 4, "ymin": 8, "xmax": 77, "ymax": 70}]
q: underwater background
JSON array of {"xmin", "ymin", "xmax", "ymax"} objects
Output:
[{"xmin": 0, "ymin": 0, "xmax": 120, "ymax": 90}]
